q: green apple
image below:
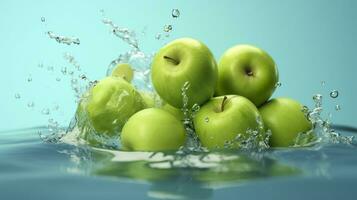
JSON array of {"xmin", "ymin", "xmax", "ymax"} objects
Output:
[
  {"xmin": 85, "ymin": 76, "xmax": 145, "ymax": 137},
  {"xmin": 151, "ymin": 38, "xmax": 218, "ymax": 108},
  {"xmin": 259, "ymin": 98, "xmax": 313, "ymax": 147},
  {"xmin": 111, "ymin": 63, "xmax": 134, "ymax": 82},
  {"xmin": 121, "ymin": 108, "xmax": 186, "ymax": 151},
  {"xmin": 139, "ymin": 91, "xmax": 156, "ymax": 108},
  {"xmin": 162, "ymin": 103, "xmax": 184, "ymax": 121},
  {"xmin": 193, "ymin": 95, "xmax": 265, "ymax": 149},
  {"xmin": 216, "ymin": 45, "xmax": 278, "ymax": 107}
]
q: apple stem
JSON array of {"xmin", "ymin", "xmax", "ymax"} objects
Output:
[
  {"xmin": 163, "ymin": 56, "xmax": 179, "ymax": 65},
  {"xmin": 221, "ymin": 96, "xmax": 228, "ymax": 112}
]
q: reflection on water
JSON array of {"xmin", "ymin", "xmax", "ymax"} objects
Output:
[
  {"xmin": 1, "ymin": 127, "xmax": 357, "ymax": 200},
  {"xmin": 73, "ymin": 146, "xmax": 300, "ymax": 199}
]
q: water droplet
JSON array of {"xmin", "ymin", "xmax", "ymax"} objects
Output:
[
  {"xmin": 335, "ymin": 104, "xmax": 341, "ymax": 111},
  {"xmin": 275, "ymin": 82, "xmax": 282, "ymax": 88},
  {"xmin": 301, "ymin": 105, "xmax": 309, "ymax": 116},
  {"xmin": 313, "ymin": 94, "xmax": 322, "ymax": 107},
  {"xmin": 27, "ymin": 101, "xmax": 35, "ymax": 108},
  {"xmin": 47, "ymin": 66, "xmax": 54, "ymax": 71},
  {"xmin": 56, "ymin": 77, "xmax": 61, "ymax": 81},
  {"xmin": 204, "ymin": 117, "xmax": 209, "ymax": 123},
  {"xmin": 163, "ymin": 24, "xmax": 172, "ymax": 32},
  {"xmin": 41, "ymin": 17, "xmax": 45, "ymax": 23},
  {"xmin": 53, "ymin": 104, "xmax": 60, "ymax": 111},
  {"xmin": 172, "ymin": 9, "xmax": 180, "ymax": 18},
  {"xmin": 41, "ymin": 108, "xmax": 50, "ymax": 115},
  {"xmin": 321, "ymin": 81, "xmax": 325, "ymax": 86},
  {"xmin": 14, "ymin": 93, "xmax": 21, "ymax": 99},
  {"xmin": 100, "ymin": 9, "xmax": 105, "ymax": 15},
  {"xmin": 71, "ymin": 78, "xmax": 78, "ymax": 84},
  {"xmin": 61, "ymin": 67, "xmax": 67, "ymax": 75},
  {"xmin": 330, "ymin": 90, "xmax": 339, "ymax": 98},
  {"xmin": 155, "ymin": 33, "xmax": 161, "ymax": 40},
  {"xmin": 27, "ymin": 75, "xmax": 32, "ymax": 82},
  {"xmin": 80, "ymin": 74, "xmax": 87, "ymax": 80}
]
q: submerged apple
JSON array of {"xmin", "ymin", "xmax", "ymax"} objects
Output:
[
  {"xmin": 193, "ymin": 95, "xmax": 265, "ymax": 149},
  {"xmin": 121, "ymin": 108, "xmax": 186, "ymax": 151},
  {"xmin": 151, "ymin": 38, "xmax": 218, "ymax": 108},
  {"xmin": 85, "ymin": 76, "xmax": 145, "ymax": 137},
  {"xmin": 216, "ymin": 45, "xmax": 278, "ymax": 106},
  {"xmin": 259, "ymin": 98, "xmax": 313, "ymax": 147}
]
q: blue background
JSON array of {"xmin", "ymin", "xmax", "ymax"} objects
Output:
[{"xmin": 1, "ymin": 0, "xmax": 356, "ymax": 130}]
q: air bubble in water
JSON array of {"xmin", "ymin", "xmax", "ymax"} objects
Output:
[
  {"xmin": 41, "ymin": 108, "xmax": 50, "ymax": 115},
  {"xmin": 335, "ymin": 104, "xmax": 341, "ymax": 111},
  {"xmin": 56, "ymin": 77, "xmax": 61, "ymax": 82},
  {"xmin": 172, "ymin": 9, "xmax": 180, "ymax": 18},
  {"xmin": 41, "ymin": 17, "xmax": 45, "ymax": 23},
  {"xmin": 330, "ymin": 90, "xmax": 339, "ymax": 98},
  {"xmin": 163, "ymin": 25, "xmax": 172, "ymax": 32},
  {"xmin": 14, "ymin": 93, "xmax": 21, "ymax": 99},
  {"xmin": 321, "ymin": 81, "xmax": 325, "ymax": 86}
]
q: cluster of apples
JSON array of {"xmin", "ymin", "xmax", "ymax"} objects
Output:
[{"xmin": 77, "ymin": 38, "xmax": 313, "ymax": 151}]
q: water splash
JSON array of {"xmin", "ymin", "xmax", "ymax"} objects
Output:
[
  {"xmin": 222, "ymin": 116, "xmax": 270, "ymax": 152},
  {"xmin": 179, "ymin": 82, "xmax": 203, "ymax": 151},
  {"xmin": 101, "ymin": 11, "xmax": 139, "ymax": 50},
  {"xmin": 297, "ymin": 93, "xmax": 354, "ymax": 146},
  {"xmin": 47, "ymin": 31, "xmax": 80, "ymax": 45}
]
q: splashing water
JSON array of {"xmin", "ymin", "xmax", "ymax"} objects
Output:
[
  {"xmin": 179, "ymin": 81, "xmax": 204, "ymax": 152},
  {"xmin": 47, "ymin": 31, "xmax": 80, "ymax": 45},
  {"xmin": 101, "ymin": 11, "xmax": 139, "ymax": 50},
  {"xmin": 297, "ymin": 93, "xmax": 354, "ymax": 146},
  {"xmin": 34, "ymin": 8, "xmax": 354, "ymax": 156}
]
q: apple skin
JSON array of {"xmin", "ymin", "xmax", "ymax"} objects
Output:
[
  {"xmin": 216, "ymin": 45, "xmax": 278, "ymax": 107},
  {"xmin": 140, "ymin": 91, "xmax": 156, "ymax": 108},
  {"xmin": 151, "ymin": 38, "xmax": 218, "ymax": 108},
  {"xmin": 162, "ymin": 103, "xmax": 184, "ymax": 121},
  {"xmin": 85, "ymin": 76, "xmax": 146, "ymax": 137},
  {"xmin": 111, "ymin": 63, "xmax": 134, "ymax": 82},
  {"xmin": 193, "ymin": 95, "xmax": 265, "ymax": 149},
  {"xmin": 258, "ymin": 98, "xmax": 313, "ymax": 147},
  {"xmin": 121, "ymin": 108, "xmax": 186, "ymax": 151}
]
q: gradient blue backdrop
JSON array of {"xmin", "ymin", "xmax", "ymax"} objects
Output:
[{"xmin": 0, "ymin": 0, "xmax": 356, "ymax": 130}]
